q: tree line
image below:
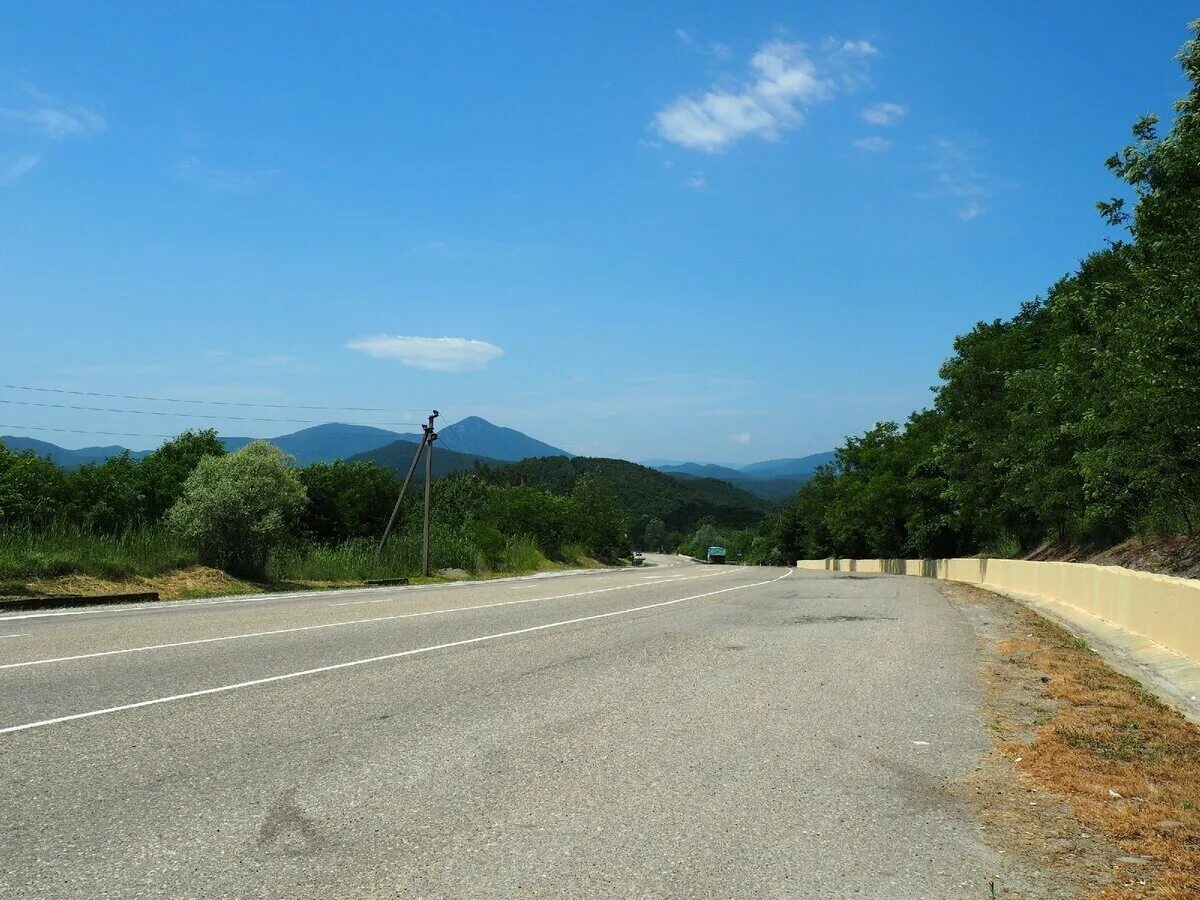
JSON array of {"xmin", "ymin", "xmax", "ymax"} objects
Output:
[
  {"xmin": 0, "ymin": 431, "xmax": 629, "ymax": 579},
  {"xmin": 776, "ymin": 23, "xmax": 1200, "ymax": 562}
]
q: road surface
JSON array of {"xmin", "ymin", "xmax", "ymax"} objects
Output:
[{"xmin": 1, "ymin": 556, "xmax": 1009, "ymax": 897}]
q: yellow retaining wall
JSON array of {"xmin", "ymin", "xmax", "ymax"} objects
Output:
[{"xmin": 795, "ymin": 557, "xmax": 1200, "ymax": 663}]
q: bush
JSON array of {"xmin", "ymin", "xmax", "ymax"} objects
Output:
[{"xmin": 167, "ymin": 442, "xmax": 307, "ymax": 578}]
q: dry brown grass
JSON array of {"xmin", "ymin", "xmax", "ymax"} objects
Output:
[
  {"xmin": 26, "ymin": 565, "xmax": 260, "ymax": 601},
  {"xmin": 950, "ymin": 580, "xmax": 1200, "ymax": 899}
]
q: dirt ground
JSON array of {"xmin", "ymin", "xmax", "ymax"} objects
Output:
[
  {"xmin": 944, "ymin": 580, "xmax": 1200, "ymax": 899},
  {"xmin": 1024, "ymin": 536, "xmax": 1200, "ymax": 581}
]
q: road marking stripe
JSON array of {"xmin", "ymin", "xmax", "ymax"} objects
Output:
[
  {"xmin": 0, "ymin": 634, "xmax": 28, "ymax": 639},
  {"xmin": 0, "ymin": 570, "xmax": 736, "ymax": 670},
  {"xmin": 0, "ymin": 564, "xmax": 646, "ymax": 621},
  {"xmin": 0, "ymin": 569, "xmax": 791, "ymax": 735}
]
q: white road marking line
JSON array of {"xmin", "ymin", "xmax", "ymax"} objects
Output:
[
  {"xmin": 0, "ymin": 569, "xmax": 791, "ymax": 735},
  {"xmin": 329, "ymin": 569, "xmax": 722, "ymax": 607},
  {"xmin": 0, "ymin": 634, "xmax": 28, "ymax": 639},
  {"xmin": 0, "ymin": 566, "xmax": 629, "ymax": 622},
  {"xmin": 0, "ymin": 570, "xmax": 739, "ymax": 670}
]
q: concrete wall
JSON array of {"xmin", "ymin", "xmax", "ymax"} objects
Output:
[{"xmin": 795, "ymin": 557, "xmax": 1200, "ymax": 663}]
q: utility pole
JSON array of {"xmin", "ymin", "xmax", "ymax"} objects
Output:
[
  {"xmin": 377, "ymin": 409, "xmax": 438, "ymax": 559},
  {"xmin": 421, "ymin": 410, "xmax": 439, "ymax": 578}
]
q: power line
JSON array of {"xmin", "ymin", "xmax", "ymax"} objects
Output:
[
  {"xmin": 0, "ymin": 398, "xmax": 421, "ymax": 427},
  {"xmin": 0, "ymin": 423, "xmax": 176, "ymax": 440},
  {"xmin": 0, "ymin": 383, "xmax": 421, "ymax": 415}
]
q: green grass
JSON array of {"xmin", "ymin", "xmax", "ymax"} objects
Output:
[
  {"xmin": 0, "ymin": 524, "xmax": 197, "ymax": 584},
  {"xmin": 1, "ymin": 525, "xmax": 585, "ymax": 593}
]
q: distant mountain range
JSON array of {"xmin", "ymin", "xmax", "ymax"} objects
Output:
[
  {"xmin": 1, "ymin": 417, "xmax": 571, "ymax": 470},
  {"xmin": 649, "ymin": 452, "xmax": 836, "ymax": 500},
  {"xmin": 1, "ymin": 422, "xmax": 833, "ymax": 502}
]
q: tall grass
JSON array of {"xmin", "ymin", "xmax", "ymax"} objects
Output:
[
  {"xmin": 1, "ymin": 525, "xmax": 564, "ymax": 589},
  {"xmin": 0, "ymin": 524, "xmax": 197, "ymax": 583}
]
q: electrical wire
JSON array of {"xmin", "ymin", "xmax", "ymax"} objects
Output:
[
  {"xmin": 0, "ymin": 398, "xmax": 421, "ymax": 427},
  {"xmin": 0, "ymin": 383, "xmax": 423, "ymax": 415}
]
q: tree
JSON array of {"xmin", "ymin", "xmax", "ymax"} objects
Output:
[
  {"xmin": 0, "ymin": 442, "xmax": 65, "ymax": 527},
  {"xmin": 138, "ymin": 429, "xmax": 227, "ymax": 521},
  {"xmin": 299, "ymin": 460, "xmax": 399, "ymax": 543},
  {"xmin": 166, "ymin": 442, "xmax": 307, "ymax": 577},
  {"xmin": 642, "ymin": 516, "xmax": 667, "ymax": 551}
]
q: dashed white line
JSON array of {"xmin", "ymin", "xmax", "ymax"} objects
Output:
[
  {"xmin": 0, "ymin": 569, "xmax": 791, "ymax": 735},
  {"xmin": 0, "ymin": 569, "xmax": 737, "ymax": 670}
]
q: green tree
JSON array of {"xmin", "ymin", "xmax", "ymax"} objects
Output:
[
  {"xmin": 299, "ymin": 460, "xmax": 399, "ymax": 543},
  {"xmin": 166, "ymin": 441, "xmax": 307, "ymax": 577},
  {"xmin": 0, "ymin": 442, "xmax": 65, "ymax": 527},
  {"xmin": 138, "ymin": 429, "xmax": 227, "ymax": 521},
  {"xmin": 642, "ymin": 516, "xmax": 667, "ymax": 551}
]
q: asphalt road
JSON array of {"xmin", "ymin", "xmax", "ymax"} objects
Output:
[{"xmin": 0, "ymin": 556, "xmax": 1008, "ymax": 898}]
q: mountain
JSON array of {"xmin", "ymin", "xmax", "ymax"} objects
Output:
[
  {"xmin": 392, "ymin": 416, "xmax": 570, "ymax": 462},
  {"xmin": 350, "ymin": 438, "xmax": 506, "ymax": 481},
  {"xmin": 656, "ymin": 462, "xmax": 748, "ymax": 481},
  {"xmin": 480, "ymin": 456, "xmax": 772, "ymax": 534},
  {"xmin": 2, "ymin": 418, "xmax": 570, "ymax": 470},
  {"xmin": 219, "ymin": 423, "xmax": 402, "ymax": 466},
  {"xmin": 664, "ymin": 471, "xmax": 809, "ymax": 502},
  {"xmin": 739, "ymin": 452, "xmax": 837, "ymax": 479},
  {"xmin": 0, "ymin": 436, "xmax": 152, "ymax": 469}
]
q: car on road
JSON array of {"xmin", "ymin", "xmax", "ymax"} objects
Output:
[
  {"xmin": 706, "ymin": 546, "xmax": 726, "ymax": 564},
  {"xmin": 631, "ymin": 550, "xmax": 644, "ymax": 566}
]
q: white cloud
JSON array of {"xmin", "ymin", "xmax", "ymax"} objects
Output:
[
  {"xmin": 653, "ymin": 39, "xmax": 838, "ymax": 152},
  {"xmin": 732, "ymin": 432, "xmax": 751, "ymax": 444},
  {"xmin": 958, "ymin": 201, "xmax": 985, "ymax": 221},
  {"xmin": 839, "ymin": 40, "xmax": 879, "ymax": 56},
  {"xmin": 176, "ymin": 157, "xmax": 280, "ymax": 191},
  {"xmin": 653, "ymin": 36, "xmax": 882, "ymax": 153},
  {"xmin": 684, "ymin": 172, "xmax": 707, "ymax": 189},
  {"xmin": 0, "ymin": 90, "xmax": 104, "ymax": 140},
  {"xmin": 862, "ymin": 102, "xmax": 907, "ymax": 126},
  {"xmin": 346, "ymin": 335, "xmax": 504, "ymax": 372},
  {"xmin": 853, "ymin": 136, "xmax": 891, "ymax": 152},
  {"xmin": 0, "ymin": 154, "xmax": 40, "ymax": 186}
]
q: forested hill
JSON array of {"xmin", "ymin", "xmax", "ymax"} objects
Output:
[
  {"xmin": 478, "ymin": 456, "xmax": 772, "ymax": 544},
  {"xmin": 778, "ymin": 25, "xmax": 1200, "ymax": 563}
]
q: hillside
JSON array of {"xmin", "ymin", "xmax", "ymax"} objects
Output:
[
  {"xmin": 738, "ymin": 451, "xmax": 837, "ymax": 479},
  {"xmin": 479, "ymin": 456, "xmax": 772, "ymax": 535},
  {"xmin": 220, "ymin": 423, "xmax": 402, "ymax": 466},
  {"xmin": 349, "ymin": 438, "xmax": 506, "ymax": 482},
  {"xmin": 665, "ymin": 471, "xmax": 808, "ymax": 501},
  {"xmin": 0, "ymin": 436, "xmax": 152, "ymax": 469},
  {"xmin": 392, "ymin": 416, "xmax": 570, "ymax": 461}
]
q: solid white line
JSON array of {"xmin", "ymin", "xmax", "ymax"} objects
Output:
[
  {"xmin": 0, "ymin": 569, "xmax": 791, "ymax": 735},
  {"xmin": 0, "ymin": 634, "xmax": 28, "ymax": 639},
  {"xmin": 0, "ymin": 570, "xmax": 738, "ymax": 670},
  {"xmin": 0, "ymin": 566, "xmax": 630, "ymax": 622}
]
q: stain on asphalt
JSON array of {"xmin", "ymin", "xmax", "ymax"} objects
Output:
[
  {"xmin": 788, "ymin": 614, "xmax": 895, "ymax": 625},
  {"xmin": 257, "ymin": 787, "xmax": 323, "ymax": 856}
]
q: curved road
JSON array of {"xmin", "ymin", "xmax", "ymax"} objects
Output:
[{"xmin": 1, "ymin": 556, "xmax": 1007, "ymax": 897}]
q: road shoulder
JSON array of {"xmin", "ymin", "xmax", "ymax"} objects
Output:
[{"xmin": 941, "ymin": 580, "xmax": 1200, "ymax": 898}]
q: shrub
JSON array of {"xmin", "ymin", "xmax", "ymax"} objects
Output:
[{"xmin": 167, "ymin": 442, "xmax": 306, "ymax": 578}]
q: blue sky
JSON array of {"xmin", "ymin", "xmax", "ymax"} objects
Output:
[{"xmin": 1, "ymin": 2, "xmax": 1195, "ymax": 463}]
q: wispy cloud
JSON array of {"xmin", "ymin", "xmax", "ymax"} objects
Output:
[
  {"xmin": 861, "ymin": 101, "xmax": 907, "ymax": 126},
  {"xmin": 732, "ymin": 431, "xmax": 752, "ymax": 445},
  {"xmin": 684, "ymin": 172, "xmax": 707, "ymax": 189},
  {"xmin": 924, "ymin": 136, "xmax": 1004, "ymax": 220},
  {"xmin": 346, "ymin": 336, "xmax": 504, "ymax": 372},
  {"xmin": 0, "ymin": 154, "xmax": 40, "ymax": 186},
  {"xmin": 675, "ymin": 28, "xmax": 733, "ymax": 60},
  {"xmin": 852, "ymin": 136, "xmax": 891, "ymax": 152},
  {"xmin": 652, "ymin": 37, "xmax": 877, "ymax": 153},
  {"xmin": 0, "ymin": 84, "xmax": 104, "ymax": 140},
  {"xmin": 175, "ymin": 156, "xmax": 280, "ymax": 192},
  {"xmin": 958, "ymin": 201, "xmax": 985, "ymax": 221}
]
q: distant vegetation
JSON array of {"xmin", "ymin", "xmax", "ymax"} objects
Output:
[
  {"xmin": 777, "ymin": 23, "xmax": 1200, "ymax": 562},
  {"xmin": 0, "ymin": 431, "xmax": 627, "ymax": 590}
]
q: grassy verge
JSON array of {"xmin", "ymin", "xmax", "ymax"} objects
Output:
[
  {"xmin": 1, "ymin": 527, "xmax": 613, "ymax": 601},
  {"xmin": 943, "ymin": 580, "xmax": 1200, "ymax": 899}
]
